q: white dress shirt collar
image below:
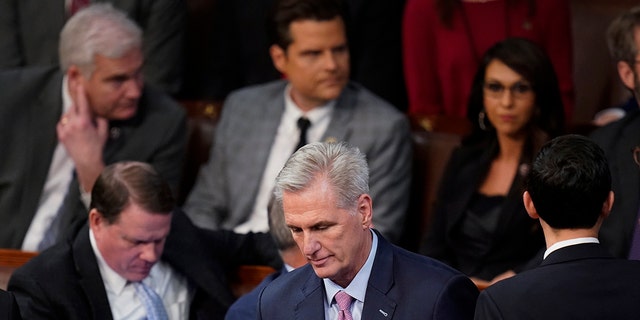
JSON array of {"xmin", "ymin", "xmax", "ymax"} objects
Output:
[
  {"xmin": 283, "ymin": 84, "xmax": 334, "ymax": 144},
  {"xmin": 324, "ymin": 229, "xmax": 378, "ymax": 320},
  {"xmin": 543, "ymin": 237, "xmax": 599, "ymax": 259},
  {"xmin": 90, "ymin": 229, "xmax": 129, "ymax": 295}
]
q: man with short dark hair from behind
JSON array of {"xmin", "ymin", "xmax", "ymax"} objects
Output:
[{"xmin": 475, "ymin": 135, "xmax": 640, "ymax": 320}]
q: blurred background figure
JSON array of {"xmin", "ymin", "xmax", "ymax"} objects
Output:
[
  {"xmin": 183, "ymin": 0, "xmax": 411, "ymax": 244},
  {"xmin": 421, "ymin": 38, "xmax": 565, "ymax": 288},
  {"xmin": 592, "ymin": 5, "xmax": 640, "ymax": 259},
  {"xmin": 403, "ymin": 0, "xmax": 573, "ymax": 120},
  {"xmin": 197, "ymin": 0, "xmax": 407, "ymax": 111},
  {"xmin": 0, "ymin": 3, "xmax": 186, "ymax": 251},
  {"xmin": 0, "ymin": 0, "xmax": 185, "ymax": 95}
]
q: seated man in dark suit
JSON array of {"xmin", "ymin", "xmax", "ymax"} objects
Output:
[
  {"xmin": 225, "ymin": 196, "xmax": 307, "ymax": 320},
  {"xmin": 184, "ymin": 0, "xmax": 411, "ymax": 244},
  {"xmin": 0, "ymin": 3, "xmax": 187, "ymax": 251},
  {"xmin": 258, "ymin": 142, "xmax": 478, "ymax": 319},
  {"xmin": 8, "ymin": 161, "xmax": 280, "ymax": 319},
  {"xmin": 475, "ymin": 135, "xmax": 640, "ymax": 320}
]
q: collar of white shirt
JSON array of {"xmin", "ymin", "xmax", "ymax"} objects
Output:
[
  {"xmin": 283, "ymin": 84, "xmax": 335, "ymax": 145},
  {"xmin": 543, "ymin": 237, "xmax": 599, "ymax": 259},
  {"xmin": 324, "ymin": 229, "xmax": 378, "ymax": 309}
]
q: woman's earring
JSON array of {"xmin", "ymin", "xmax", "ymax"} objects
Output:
[{"xmin": 478, "ymin": 110, "xmax": 488, "ymax": 131}]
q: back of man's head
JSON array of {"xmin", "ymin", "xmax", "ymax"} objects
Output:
[
  {"xmin": 607, "ymin": 6, "xmax": 640, "ymax": 66},
  {"xmin": 59, "ymin": 3, "xmax": 142, "ymax": 75},
  {"xmin": 91, "ymin": 161, "xmax": 174, "ymax": 224},
  {"xmin": 525, "ymin": 134, "xmax": 611, "ymax": 229},
  {"xmin": 267, "ymin": 0, "xmax": 346, "ymax": 50}
]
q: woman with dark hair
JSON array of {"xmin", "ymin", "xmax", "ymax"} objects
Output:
[
  {"xmin": 421, "ymin": 38, "xmax": 564, "ymax": 288},
  {"xmin": 403, "ymin": 0, "xmax": 573, "ymax": 120}
]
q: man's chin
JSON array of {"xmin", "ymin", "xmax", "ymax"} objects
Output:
[
  {"xmin": 111, "ymin": 106, "xmax": 138, "ymax": 120},
  {"xmin": 125, "ymin": 271, "xmax": 150, "ymax": 282}
]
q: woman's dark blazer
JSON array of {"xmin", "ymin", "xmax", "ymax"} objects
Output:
[{"xmin": 421, "ymin": 139, "xmax": 544, "ymax": 280}]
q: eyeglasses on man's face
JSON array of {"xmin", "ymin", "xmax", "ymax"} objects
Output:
[{"xmin": 483, "ymin": 81, "xmax": 533, "ymax": 99}]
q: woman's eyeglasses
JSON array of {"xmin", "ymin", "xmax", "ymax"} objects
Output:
[{"xmin": 483, "ymin": 81, "xmax": 533, "ymax": 99}]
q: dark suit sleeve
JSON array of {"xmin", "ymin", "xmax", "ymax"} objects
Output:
[
  {"xmin": 0, "ymin": 290, "xmax": 22, "ymax": 320},
  {"xmin": 0, "ymin": 0, "xmax": 22, "ymax": 67},
  {"xmin": 148, "ymin": 100, "xmax": 188, "ymax": 197},
  {"xmin": 473, "ymin": 290, "xmax": 504, "ymax": 320},
  {"xmin": 139, "ymin": 0, "xmax": 186, "ymax": 95},
  {"xmin": 8, "ymin": 271, "xmax": 53, "ymax": 320},
  {"xmin": 200, "ymin": 229, "xmax": 282, "ymax": 270},
  {"xmin": 434, "ymin": 274, "xmax": 479, "ymax": 320}
]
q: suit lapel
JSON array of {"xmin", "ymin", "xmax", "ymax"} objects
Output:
[
  {"xmin": 73, "ymin": 226, "xmax": 114, "ymax": 320},
  {"xmin": 362, "ymin": 233, "xmax": 397, "ymax": 319},
  {"xmin": 323, "ymin": 84, "xmax": 356, "ymax": 143},
  {"xmin": 293, "ymin": 233, "xmax": 398, "ymax": 319},
  {"xmin": 102, "ymin": 89, "xmax": 148, "ymax": 163},
  {"xmin": 236, "ymin": 85, "xmax": 284, "ymax": 220},
  {"xmin": 492, "ymin": 170, "xmax": 530, "ymax": 241},
  {"xmin": 18, "ymin": 72, "xmax": 64, "ymax": 241},
  {"xmin": 295, "ymin": 269, "xmax": 326, "ymax": 320},
  {"xmin": 445, "ymin": 145, "xmax": 495, "ymax": 237}
]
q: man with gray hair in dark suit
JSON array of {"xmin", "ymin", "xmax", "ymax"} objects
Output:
[
  {"xmin": 258, "ymin": 142, "xmax": 477, "ymax": 319},
  {"xmin": 0, "ymin": 3, "xmax": 186, "ymax": 250}
]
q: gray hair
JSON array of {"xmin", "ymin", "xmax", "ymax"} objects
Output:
[
  {"xmin": 59, "ymin": 3, "xmax": 142, "ymax": 76},
  {"xmin": 607, "ymin": 6, "xmax": 640, "ymax": 66},
  {"xmin": 274, "ymin": 142, "xmax": 369, "ymax": 211}
]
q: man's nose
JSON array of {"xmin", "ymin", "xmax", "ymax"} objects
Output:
[
  {"xmin": 323, "ymin": 52, "xmax": 338, "ymax": 70},
  {"xmin": 303, "ymin": 232, "xmax": 321, "ymax": 256},
  {"xmin": 139, "ymin": 242, "xmax": 160, "ymax": 263},
  {"xmin": 125, "ymin": 78, "xmax": 142, "ymax": 99}
]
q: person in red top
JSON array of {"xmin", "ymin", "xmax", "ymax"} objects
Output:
[{"xmin": 403, "ymin": 0, "xmax": 574, "ymax": 120}]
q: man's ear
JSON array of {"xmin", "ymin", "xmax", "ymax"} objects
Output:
[
  {"xmin": 88, "ymin": 208, "xmax": 103, "ymax": 231},
  {"xmin": 66, "ymin": 65, "xmax": 86, "ymax": 99},
  {"xmin": 617, "ymin": 61, "xmax": 636, "ymax": 91},
  {"xmin": 602, "ymin": 191, "xmax": 615, "ymax": 219},
  {"xmin": 523, "ymin": 191, "xmax": 539, "ymax": 219},
  {"xmin": 357, "ymin": 194, "xmax": 374, "ymax": 229},
  {"xmin": 270, "ymin": 44, "xmax": 287, "ymax": 74}
]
